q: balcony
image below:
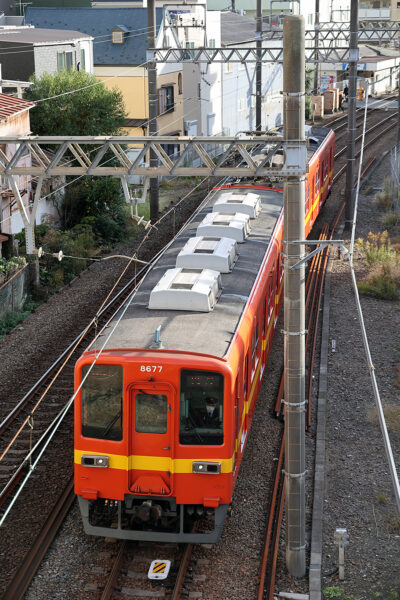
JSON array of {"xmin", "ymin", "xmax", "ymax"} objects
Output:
[{"xmin": 359, "ymin": 8, "xmax": 390, "ymax": 20}]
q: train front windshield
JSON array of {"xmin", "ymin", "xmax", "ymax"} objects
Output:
[
  {"xmin": 179, "ymin": 369, "xmax": 224, "ymax": 445},
  {"xmin": 81, "ymin": 364, "xmax": 123, "ymax": 441}
]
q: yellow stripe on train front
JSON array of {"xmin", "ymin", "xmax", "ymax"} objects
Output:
[{"xmin": 74, "ymin": 449, "xmax": 235, "ymax": 474}]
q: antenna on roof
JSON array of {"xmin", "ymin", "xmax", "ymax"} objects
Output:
[{"xmin": 150, "ymin": 325, "xmax": 163, "ymax": 349}]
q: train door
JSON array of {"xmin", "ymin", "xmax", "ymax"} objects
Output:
[
  {"xmin": 128, "ymin": 382, "xmax": 174, "ymax": 496},
  {"xmin": 240, "ymin": 353, "xmax": 249, "ymax": 452},
  {"xmin": 234, "ymin": 375, "xmax": 240, "ymax": 471}
]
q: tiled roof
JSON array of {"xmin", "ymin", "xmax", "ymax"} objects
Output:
[
  {"xmin": 25, "ymin": 7, "xmax": 163, "ymax": 65},
  {"xmin": 0, "ymin": 93, "xmax": 35, "ymax": 121}
]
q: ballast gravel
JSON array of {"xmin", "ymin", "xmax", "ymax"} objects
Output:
[{"xmin": 2, "ymin": 152, "xmax": 400, "ymax": 599}]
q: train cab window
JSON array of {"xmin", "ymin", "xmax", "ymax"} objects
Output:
[
  {"xmin": 135, "ymin": 393, "xmax": 167, "ymax": 433},
  {"xmin": 81, "ymin": 364, "xmax": 123, "ymax": 440},
  {"xmin": 179, "ymin": 370, "xmax": 224, "ymax": 445}
]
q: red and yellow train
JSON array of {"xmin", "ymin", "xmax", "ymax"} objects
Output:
[{"xmin": 74, "ymin": 126, "xmax": 335, "ymax": 542}]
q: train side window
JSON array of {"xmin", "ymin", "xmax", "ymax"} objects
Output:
[
  {"xmin": 251, "ymin": 316, "xmax": 258, "ymax": 363},
  {"xmin": 179, "ymin": 369, "xmax": 224, "ymax": 446},
  {"xmin": 81, "ymin": 364, "xmax": 123, "ymax": 441},
  {"xmin": 263, "ymin": 299, "xmax": 267, "ymax": 336},
  {"xmin": 244, "ymin": 354, "xmax": 248, "ymax": 398},
  {"xmin": 305, "ymin": 182, "xmax": 309, "ymax": 214}
]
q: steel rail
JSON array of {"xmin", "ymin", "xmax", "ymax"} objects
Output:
[
  {"xmin": 305, "ymin": 227, "xmax": 328, "ymax": 427},
  {"xmin": 170, "ymin": 541, "xmax": 196, "ymax": 600},
  {"xmin": 334, "ymin": 112, "xmax": 397, "ymax": 160},
  {"xmin": 333, "ymin": 123, "xmax": 391, "ymax": 184},
  {"xmin": 3, "ymin": 475, "xmax": 75, "ymax": 600},
  {"xmin": 99, "ymin": 541, "xmax": 128, "ymax": 600},
  {"xmin": 0, "ymin": 264, "xmax": 149, "ymax": 438},
  {"xmin": 328, "ymin": 92, "xmax": 398, "ymax": 131},
  {"xmin": 257, "ymin": 431, "xmax": 285, "ymax": 600}
]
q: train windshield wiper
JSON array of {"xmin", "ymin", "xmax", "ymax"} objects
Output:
[{"xmin": 102, "ymin": 412, "xmax": 122, "ymax": 439}]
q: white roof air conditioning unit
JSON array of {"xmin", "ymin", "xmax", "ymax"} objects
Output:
[
  {"xmin": 197, "ymin": 212, "xmax": 250, "ymax": 242},
  {"xmin": 213, "ymin": 191, "xmax": 261, "ymax": 219},
  {"xmin": 176, "ymin": 236, "xmax": 238, "ymax": 273},
  {"xmin": 148, "ymin": 268, "xmax": 222, "ymax": 312}
]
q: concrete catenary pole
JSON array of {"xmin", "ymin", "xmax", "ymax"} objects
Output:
[
  {"xmin": 397, "ymin": 72, "xmax": 400, "ymax": 149},
  {"xmin": 283, "ymin": 15, "xmax": 306, "ymax": 578},
  {"xmin": 256, "ymin": 0, "xmax": 262, "ymax": 131},
  {"xmin": 313, "ymin": 0, "xmax": 320, "ymax": 94},
  {"xmin": 344, "ymin": 0, "xmax": 359, "ymax": 230},
  {"xmin": 147, "ymin": 0, "xmax": 159, "ymax": 221}
]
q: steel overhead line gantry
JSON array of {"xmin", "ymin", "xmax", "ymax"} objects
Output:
[
  {"xmin": 1, "ymin": 134, "xmax": 307, "ymax": 255},
  {"xmin": 151, "ymin": 24, "xmax": 400, "ymax": 65}
]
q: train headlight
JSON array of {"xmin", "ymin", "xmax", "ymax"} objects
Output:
[
  {"xmin": 192, "ymin": 461, "xmax": 221, "ymax": 474},
  {"xmin": 81, "ymin": 455, "xmax": 109, "ymax": 468}
]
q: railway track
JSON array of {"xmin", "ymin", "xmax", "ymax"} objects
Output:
[
  {"xmin": 0, "ymin": 101, "xmax": 398, "ymax": 598},
  {"xmin": 97, "ymin": 538, "xmax": 197, "ymax": 600},
  {"xmin": 257, "ymin": 98, "xmax": 394, "ymax": 596}
]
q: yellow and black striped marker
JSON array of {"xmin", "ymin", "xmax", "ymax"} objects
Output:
[{"xmin": 148, "ymin": 559, "xmax": 171, "ymax": 580}]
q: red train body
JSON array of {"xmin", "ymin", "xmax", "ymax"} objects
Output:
[{"xmin": 74, "ymin": 127, "xmax": 335, "ymax": 542}]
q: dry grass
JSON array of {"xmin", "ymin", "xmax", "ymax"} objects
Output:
[
  {"xmin": 367, "ymin": 403, "xmax": 400, "ymax": 433},
  {"xmin": 375, "ymin": 177, "xmax": 398, "ymax": 211}
]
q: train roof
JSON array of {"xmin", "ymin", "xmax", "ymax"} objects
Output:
[
  {"xmin": 89, "ymin": 128, "xmax": 332, "ymax": 360},
  {"xmin": 90, "ymin": 186, "xmax": 281, "ymax": 359}
]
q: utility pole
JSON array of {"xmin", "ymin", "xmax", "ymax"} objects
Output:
[
  {"xmin": 313, "ymin": 0, "xmax": 320, "ymax": 95},
  {"xmin": 256, "ymin": 0, "xmax": 262, "ymax": 131},
  {"xmin": 283, "ymin": 15, "xmax": 306, "ymax": 578},
  {"xmin": 147, "ymin": 0, "xmax": 159, "ymax": 221},
  {"xmin": 397, "ymin": 71, "xmax": 400, "ymax": 149},
  {"xmin": 344, "ymin": 0, "xmax": 359, "ymax": 230}
]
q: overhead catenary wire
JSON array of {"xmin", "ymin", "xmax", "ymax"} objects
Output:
[
  {"xmin": 0, "ymin": 166, "xmax": 217, "ymax": 525},
  {"xmin": 346, "ymin": 81, "xmax": 400, "ymax": 515}
]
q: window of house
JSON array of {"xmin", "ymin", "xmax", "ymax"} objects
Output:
[
  {"xmin": 178, "ymin": 72, "xmax": 182, "ymax": 95},
  {"xmin": 185, "ymin": 41, "xmax": 195, "ymax": 58},
  {"xmin": 208, "ymin": 38, "xmax": 216, "ymax": 48},
  {"xmin": 197, "ymin": 83, "xmax": 201, "ymax": 100},
  {"xmin": 57, "ymin": 51, "xmax": 74, "ymax": 72},
  {"xmin": 158, "ymin": 86, "xmax": 175, "ymax": 115},
  {"xmin": 112, "ymin": 30, "xmax": 124, "ymax": 44}
]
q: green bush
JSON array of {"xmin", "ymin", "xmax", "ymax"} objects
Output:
[
  {"xmin": 0, "ymin": 256, "xmax": 27, "ymax": 281},
  {"xmin": 0, "ymin": 297, "xmax": 39, "ymax": 338},
  {"xmin": 356, "ymin": 231, "xmax": 397, "ymax": 266},
  {"xmin": 357, "ymin": 271, "xmax": 399, "ymax": 300},
  {"xmin": 37, "ymin": 225, "xmax": 97, "ymax": 288}
]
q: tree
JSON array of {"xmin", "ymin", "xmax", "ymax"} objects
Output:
[{"xmin": 24, "ymin": 70, "xmax": 127, "ymax": 136}]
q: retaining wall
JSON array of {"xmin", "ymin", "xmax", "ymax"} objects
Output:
[{"xmin": 0, "ymin": 267, "xmax": 30, "ymax": 320}]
